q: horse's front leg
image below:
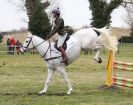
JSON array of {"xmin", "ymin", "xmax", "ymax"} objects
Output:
[
  {"xmin": 38, "ymin": 68, "xmax": 54, "ymax": 95},
  {"xmin": 57, "ymin": 66, "xmax": 73, "ymax": 95},
  {"xmin": 93, "ymin": 46, "xmax": 102, "ymax": 63}
]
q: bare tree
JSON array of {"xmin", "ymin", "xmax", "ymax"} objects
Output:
[{"xmin": 122, "ymin": 0, "xmax": 133, "ymax": 36}]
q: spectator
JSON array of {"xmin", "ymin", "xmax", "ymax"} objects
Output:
[
  {"xmin": 7, "ymin": 38, "xmax": 11, "ymax": 54},
  {"xmin": 10, "ymin": 37, "xmax": 16, "ymax": 55},
  {"xmin": 16, "ymin": 40, "xmax": 22, "ymax": 55}
]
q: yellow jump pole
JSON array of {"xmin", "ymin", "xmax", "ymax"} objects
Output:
[{"xmin": 105, "ymin": 50, "xmax": 114, "ymax": 87}]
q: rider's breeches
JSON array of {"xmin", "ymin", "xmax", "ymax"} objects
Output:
[{"xmin": 57, "ymin": 34, "xmax": 67, "ymax": 48}]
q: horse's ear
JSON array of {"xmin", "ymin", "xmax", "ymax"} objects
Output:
[{"xmin": 27, "ymin": 31, "xmax": 32, "ymax": 36}]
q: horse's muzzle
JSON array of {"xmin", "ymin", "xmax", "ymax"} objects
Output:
[{"xmin": 20, "ymin": 47, "xmax": 25, "ymax": 54}]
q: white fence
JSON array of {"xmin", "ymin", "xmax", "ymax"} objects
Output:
[
  {"xmin": 0, "ymin": 45, "xmax": 37, "ymax": 54},
  {"xmin": 0, "ymin": 46, "xmax": 9, "ymax": 52}
]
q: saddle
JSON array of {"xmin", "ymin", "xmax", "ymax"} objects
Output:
[
  {"xmin": 65, "ymin": 26, "xmax": 74, "ymax": 35},
  {"xmin": 54, "ymin": 35, "xmax": 70, "ymax": 51}
]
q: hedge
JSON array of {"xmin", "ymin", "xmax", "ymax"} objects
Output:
[{"xmin": 119, "ymin": 36, "xmax": 133, "ymax": 43}]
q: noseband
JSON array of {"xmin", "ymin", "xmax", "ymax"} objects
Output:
[{"xmin": 21, "ymin": 36, "xmax": 33, "ymax": 52}]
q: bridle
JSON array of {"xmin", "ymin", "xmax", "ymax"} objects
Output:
[
  {"xmin": 21, "ymin": 36, "xmax": 33, "ymax": 51},
  {"xmin": 21, "ymin": 36, "xmax": 62, "ymax": 61},
  {"xmin": 21, "ymin": 36, "xmax": 48, "ymax": 56}
]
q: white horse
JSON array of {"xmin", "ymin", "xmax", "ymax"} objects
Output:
[{"xmin": 20, "ymin": 27, "xmax": 117, "ymax": 95}]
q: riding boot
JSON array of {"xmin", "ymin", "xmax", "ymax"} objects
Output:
[{"xmin": 59, "ymin": 47, "xmax": 68, "ymax": 65}]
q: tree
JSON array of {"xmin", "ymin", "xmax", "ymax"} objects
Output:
[
  {"xmin": 20, "ymin": 0, "xmax": 51, "ymax": 39},
  {"xmin": 122, "ymin": 0, "xmax": 133, "ymax": 7},
  {"xmin": 89, "ymin": 0, "xmax": 123, "ymax": 28},
  {"xmin": 126, "ymin": 4, "xmax": 133, "ymax": 37},
  {"xmin": 122, "ymin": 0, "xmax": 133, "ymax": 37}
]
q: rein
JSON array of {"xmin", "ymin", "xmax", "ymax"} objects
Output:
[
  {"xmin": 22, "ymin": 36, "xmax": 62, "ymax": 61},
  {"xmin": 28, "ymin": 37, "xmax": 46, "ymax": 51},
  {"xmin": 22, "ymin": 36, "xmax": 46, "ymax": 51},
  {"xmin": 41, "ymin": 41, "xmax": 51, "ymax": 58},
  {"xmin": 41, "ymin": 41, "xmax": 62, "ymax": 61}
]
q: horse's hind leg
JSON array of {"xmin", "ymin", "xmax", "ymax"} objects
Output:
[
  {"xmin": 93, "ymin": 46, "xmax": 102, "ymax": 63},
  {"xmin": 57, "ymin": 67, "xmax": 73, "ymax": 95},
  {"xmin": 38, "ymin": 68, "xmax": 54, "ymax": 95}
]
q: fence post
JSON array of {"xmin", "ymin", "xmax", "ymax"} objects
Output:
[{"xmin": 105, "ymin": 50, "xmax": 114, "ymax": 87}]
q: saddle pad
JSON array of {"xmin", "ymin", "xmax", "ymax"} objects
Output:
[{"xmin": 66, "ymin": 36, "xmax": 76, "ymax": 52}]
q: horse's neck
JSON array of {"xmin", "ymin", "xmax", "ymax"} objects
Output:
[{"xmin": 32, "ymin": 36, "xmax": 50, "ymax": 57}]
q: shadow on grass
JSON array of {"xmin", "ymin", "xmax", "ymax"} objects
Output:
[
  {"xmin": 28, "ymin": 92, "xmax": 69, "ymax": 96},
  {"xmin": 0, "ymin": 92, "xmax": 70, "ymax": 96}
]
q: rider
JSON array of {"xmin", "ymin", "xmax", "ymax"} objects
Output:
[{"xmin": 47, "ymin": 8, "xmax": 68, "ymax": 64}]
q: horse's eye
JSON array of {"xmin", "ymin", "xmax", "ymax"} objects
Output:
[{"xmin": 26, "ymin": 41, "xmax": 28, "ymax": 43}]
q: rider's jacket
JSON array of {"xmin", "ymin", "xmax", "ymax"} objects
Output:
[{"xmin": 48, "ymin": 17, "xmax": 67, "ymax": 37}]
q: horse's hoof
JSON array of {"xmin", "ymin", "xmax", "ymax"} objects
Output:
[
  {"xmin": 38, "ymin": 92, "xmax": 45, "ymax": 96},
  {"xmin": 67, "ymin": 92, "xmax": 71, "ymax": 95},
  {"xmin": 67, "ymin": 93, "xmax": 70, "ymax": 95},
  {"xmin": 94, "ymin": 57, "xmax": 102, "ymax": 64},
  {"xmin": 67, "ymin": 89, "xmax": 73, "ymax": 95},
  {"xmin": 98, "ymin": 57, "xmax": 102, "ymax": 63}
]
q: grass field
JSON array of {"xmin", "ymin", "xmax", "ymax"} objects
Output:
[{"xmin": 0, "ymin": 43, "xmax": 133, "ymax": 105}]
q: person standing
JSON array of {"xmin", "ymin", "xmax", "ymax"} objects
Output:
[
  {"xmin": 10, "ymin": 37, "xmax": 16, "ymax": 55},
  {"xmin": 7, "ymin": 38, "xmax": 11, "ymax": 54},
  {"xmin": 16, "ymin": 40, "xmax": 22, "ymax": 55}
]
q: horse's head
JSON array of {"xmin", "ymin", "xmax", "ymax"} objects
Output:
[{"xmin": 20, "ymin": 32, "xmax": 34, "ymax": 53}]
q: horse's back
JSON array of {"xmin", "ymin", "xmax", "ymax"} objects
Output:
[{"xmin": 72, "ymin": 28, "xmax": 98, "ymax": 49}]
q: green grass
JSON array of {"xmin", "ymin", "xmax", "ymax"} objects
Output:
[{"xmin": 0, "ymin": 43, "xmax": 133, "ymax": 105}]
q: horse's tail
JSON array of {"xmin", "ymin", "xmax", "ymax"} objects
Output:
[{"xmin": 92, "ymin": 27, "xmax": 118, "ymax": 51}]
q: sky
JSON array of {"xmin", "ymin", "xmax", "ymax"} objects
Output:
[{"xmin": 0, "ymin": 0, "xmax": 129, "ymax": 32}]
